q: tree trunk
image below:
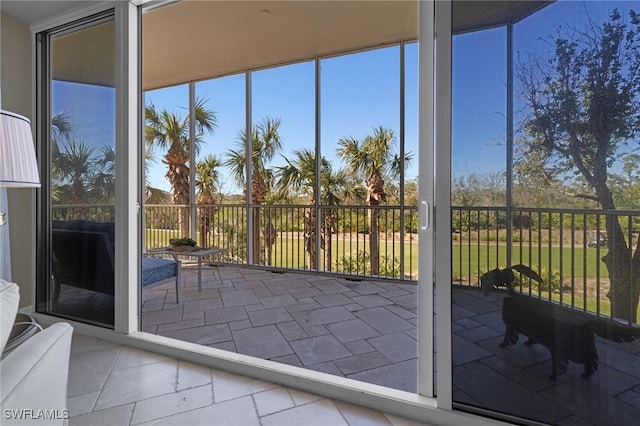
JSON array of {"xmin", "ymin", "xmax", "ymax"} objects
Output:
[
  {"xmin": 198, "ymin": 208, "xmax": 208, "ymax": 247},
  {"xmin": 369, "ymin": 202, "xmax": 380, "ymax": 276},
  {"xmin": 324, "ymin": 211, "xmax": 333, "ymax": 272},
  {"xmin": 304, "ymin": 203, "xmax": 317, "ymax": 270},
  {"xmin": 197, "ymin": 192, "xmax": 214, "ymax": 247},
  {"xmin": 367, "ymin": 173, "xmax": 385, "ymax": 276},
  {"xmin": 597, "ymin": 185, "xmax": 640, "ymax": 322},
  {"xmin": 165, "ymin": 144, "xmax": 190, "ymax": 239},
  {"xmin": 251, "ymin": 174, "xmax": 268, "ymax": 265},
  {"xmin": 263, "ymin": 210, "xmax": 277, "ymax": 267},
  {"xmin": 252, "ymin": 207, "xmax": 261, "ymax": 264},
  {"xmin": 602, "ymin": 216, "xmax": 640, "ymax": 322}
]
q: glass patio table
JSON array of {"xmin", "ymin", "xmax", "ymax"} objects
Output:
[{"xmin": 146, "ymin": 246, "xmax": 225, "ymax": 292}]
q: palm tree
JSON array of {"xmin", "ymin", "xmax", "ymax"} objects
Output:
[
  {"xmin": 195, "ymin": 154, "xmax": 222, "ymax": 246},
  {"xmin": 51, "ymin": 112, "xmax": 74, "ymax": 203},
  {"xmin": 51, "ymin": 111, "xmax": 73, "ymax": 157},
  {"xmin": 319, "ymin": 166, "xmax": 356, "ymax": 271},
  {"xmin": 56, "ymin": 140, "xmax": 95, "ymax": 205},
  {"xmin": 88, "ymin": 146, "xmax": 116, "ymax": 203},
  {"xmin": 142, "ymin": 138, "xmax": 169, "ymax": 203},
  {"xmin": 337, "ymin": 126, "xmax": 410, "ymax": 275},
  {"xmin": 276, "ymin": 149, "xmax": 356, "ymax": 270},
  {"xmin": 145, "ymin": 97, "xmax": 216, "ymax": 237},
  {"xmin": 276, "ymin": 149, "xmax": 323, "ymax": 269},
  {"xmin": 225, "ymin": 117, "xmax": 283, "ymax": 265}
]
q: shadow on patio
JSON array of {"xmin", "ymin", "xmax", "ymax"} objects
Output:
[{"xmin": 141, "ymin": 264, "xmax": 640, "ymax": 425}]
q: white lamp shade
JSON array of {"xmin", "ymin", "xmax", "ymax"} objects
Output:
[{"xmin": 0, "ymin": 110, "xmax": 41, "ymax": 188}]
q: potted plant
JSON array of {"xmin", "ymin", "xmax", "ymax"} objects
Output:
[{"xmin": 169, "ymin": 237, "xmax": 197, "ymax": 252}]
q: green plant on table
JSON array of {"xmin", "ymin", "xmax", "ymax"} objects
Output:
[{"xmin": 169, "ymin": 237, "xmax": 197, "ymax": 247}]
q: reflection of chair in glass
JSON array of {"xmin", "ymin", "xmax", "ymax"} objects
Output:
[
  {"xmin": 51, "ymin": 220, "xmax": 182, "ymax": 305},
  {"xmin": 51, "ymin": 229, "xmax": 115, "ymax": 302}
]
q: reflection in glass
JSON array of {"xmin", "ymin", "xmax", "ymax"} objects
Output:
[
  {"xmin": 452, "ymin": 2, "xmax": 640, "ymax": 424},
  {"xmin": 46, "ymin": 18, "xmax": 116, "ymax": 327}
]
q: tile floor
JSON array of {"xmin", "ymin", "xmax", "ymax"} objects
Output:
[
  {"xmin": 67, "ymin": 333, "xmax": 432, "ymax": 426},
  {"xmin": 59, "ymin": 263, "xmax": 640, "ymax": 425},
  {"xmin": 139, "ymin": 264, "xmax": 640, "ymax": 425},
  {"xmin": 141, "ymin": 266, "xmax": 419, "ymax": 393}
]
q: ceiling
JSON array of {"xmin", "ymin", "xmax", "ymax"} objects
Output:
[
  {"xmin": 0, "ymin": 1, "xmax": 95, "ymax": 25},
  {"xmin": 142, "ymin": 0, "xmax": 551, "ymax": 90},
  {"xmin": 1, "ymin": 0, "xmax": 552, "ymax": 90},
  {"xmin": 142, "ymin": 0, "xmax": 418, "ymax": 90}
]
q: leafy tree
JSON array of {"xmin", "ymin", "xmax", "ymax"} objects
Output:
[
  {"xmin": 452, "ymin": 172, "xmax": 506, "ymax": 207},
  {"xmin": 337, "ymin": 126, "xmax": 411, "ymax": 275},
  {"xmin": 145, "ymin": 97, "xmax": 216, "ymax": 237},
  {"xmin": 609, "ymin": 153, "xmax": 640, "ymax": 209},
  {"xmin": 225, "ymin": 117, "xmax": 283, "ymax": 265},
  {"xmin": 518, "ymin": 9, "xmax": 640, "ymax": 321}
]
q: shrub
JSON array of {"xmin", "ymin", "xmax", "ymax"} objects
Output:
[{"xmin": 334, "ymin": 250, "xmax": 401, "ymax": 278}]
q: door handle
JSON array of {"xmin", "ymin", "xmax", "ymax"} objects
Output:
[{"xmin": 421, "ymin": 200, "xmax": 430, "ymax": 231}]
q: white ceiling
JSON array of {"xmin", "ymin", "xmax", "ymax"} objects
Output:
[
  {"xmin": 142, "ymin": 0, "xmax": 419, "ymax": 90},
  {"xmin": 2, "ymin": 0, "xmax": 553, "ymax": 90},
  {"xmin": 0, "ymin": 0, "xmax": 95, "ymax": 25},
  {"xmin": 142, "ymin": 0, "xmax": 551, "ymax": 90}
]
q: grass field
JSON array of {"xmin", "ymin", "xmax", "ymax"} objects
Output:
[
  {"xmin": 452, "ymin": 242, "xmax": 608, "ymax": 281},
  {"xmin": 146, "ymin": 229, "xmax": 609, "ymax": 281}
]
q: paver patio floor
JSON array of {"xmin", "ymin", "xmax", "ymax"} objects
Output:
[
  {"xmin": 142, "ymin": 265, "xmax": 419, "ymax": 391},
  {"xmin": 141, "ymin": 264, "xmax": 640, "ymax": 425}
]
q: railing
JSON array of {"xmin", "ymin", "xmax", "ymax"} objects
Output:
[
  {"xmin": 52, "ymin": 204, "xmax": 115, "ymax": 222},
  {"xmin": 50, "ymin": 203, "xmax": 640, "ymax": 319},
  {"xmin": 453, "ymin": 206, "xmax": 640, "ymax": 322},
  {"xmin": 144, "ymin": 203, "xmax": 419, "ymax": 281}
]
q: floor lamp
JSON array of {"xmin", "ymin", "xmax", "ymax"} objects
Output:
[{"xmin": 0, "ymin": 110, "xmax": 41, "ymax": 282}]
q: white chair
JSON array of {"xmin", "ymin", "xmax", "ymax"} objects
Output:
[{"xmin": 1, "ymin": 279, "xmax": 73, "ymax": 425}]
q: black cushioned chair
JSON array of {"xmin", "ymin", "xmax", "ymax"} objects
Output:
[{"xmin": 51, "ymin": 221, "xmax": 181, "ymax": 302}]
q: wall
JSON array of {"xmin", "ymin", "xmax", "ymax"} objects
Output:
[{"xmin": 1, "ymin": 12, "xmax": 36, "ymax": 308}]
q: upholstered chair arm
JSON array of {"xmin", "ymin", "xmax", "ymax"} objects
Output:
[{"xmin": 0, "ymin": 323, "xmax": 73, "ymax": 425}]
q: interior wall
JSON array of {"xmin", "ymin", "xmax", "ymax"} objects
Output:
[{"xmin": 1, "ymin": 12, "xmax": 36, "ymax": 308}]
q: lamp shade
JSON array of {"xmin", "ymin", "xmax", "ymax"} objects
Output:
[{"xmin": 0, "ymin": 110, "xmax": 40, "ymax": 188}]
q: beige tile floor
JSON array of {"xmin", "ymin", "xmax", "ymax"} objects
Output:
[{"xmin": 67, "ymin": 333, "xmax": 432, "ymax": 426}]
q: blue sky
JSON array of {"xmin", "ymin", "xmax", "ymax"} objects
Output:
[
  {"xmin": 144, "ymin": 44, "xmax": 418, "ymax": 194},
  {"xmin": 453, "ymin": 0, "xmax": 639, "ymax": 178},
  {"xmin": 52, "ymin": 1, "xmax": 636, "ymax": 195}
]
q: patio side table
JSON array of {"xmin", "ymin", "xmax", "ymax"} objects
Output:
[{"xmin": 146, "ymin": 246, "xmax": 225, "ymax": 292}]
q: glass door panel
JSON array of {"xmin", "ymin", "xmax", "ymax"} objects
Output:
[
  {"xmin": 450, "ymin": 1, "xmax": 640, "ymax": 424},
  {"xmin": 38, "ymin": 14, "xmax": 116, "ymax": 328}
]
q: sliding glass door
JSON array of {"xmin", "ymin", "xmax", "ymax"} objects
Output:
[
  {"xmin": 449, "ymin": 1, "xmax": 640, "ymax": 424},
  {"xmin": 36, "ymin": 11, "xmax": 116, "ymax": 328}
]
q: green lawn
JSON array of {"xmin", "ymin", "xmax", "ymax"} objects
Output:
[
  {"xmin": 452, "ymin": 242, "xmax": 608, "ymax": 281},
  {"xmin": 145, "ymin": 228, "xmax": 609, "ymax": 282}
]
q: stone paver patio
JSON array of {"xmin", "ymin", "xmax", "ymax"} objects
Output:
[
  {"xmin": 141, "ymin": 264, "xmax": 640, "ymax": 425},
  {"xmin": 142, "ymin": 265, "xmax": 419, "ymax": 392}
]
